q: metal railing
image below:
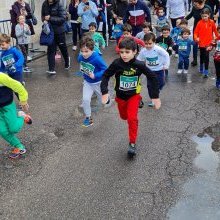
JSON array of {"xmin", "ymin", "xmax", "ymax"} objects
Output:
[{"xmin": 0, "ymin": 19, "xmax": 16, "ymax": 46}]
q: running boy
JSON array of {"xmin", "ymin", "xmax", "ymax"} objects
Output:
[
  {"xmin": 0, "ymin": 34, "xmax": 24, "ymax": 83},
  {"xmin": 112, "ymin": 16, "xmax": 123, "ymax": 43},
  {"xmin": 88, "ymin": 22, "xmax": 106, "ymax": 54},
  {"xmin": 15, "ymin": 15, "xmax": 32, "ymax": 73},
  {"xmin": 176, "ymin": 28, "xmax": 194, "ymax": 82},
  {"xmin": 194, "ymin": 8, "xmax": 219, "ymax": 78},
  {"xmin": 0, "ymin": 72, "xmax": 32, "ymax": 159},
  {"xmin": 137, "ymin": 32, "xmax": 170, "ymax": 107},
  {"xmin": 101, "ymin": 38, "xmax": 161, "ymax": 157},
  {"xmin": 136, "ymin": 22, "xmax": 152, "ymax": 40},
  {"xmin": 78, "ymin": 37, "xmax": 107, "ymax": 127},
  {"xmin": 116, "ymin": 24, "xmax": 145, "ymax": 53}
]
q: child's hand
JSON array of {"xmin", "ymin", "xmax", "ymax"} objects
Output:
[
  {"xmin": 152, "ymin": 98, "xmax": 161, "ymax": 110},
  {"xmin": 20, "ymin": 103, "xmax": 29, "ymax": 112},
  {"xmin": 102, "ymin": 94, "xmax": 109, "ymax": 104},
  {"xmin": 89, "ymin": 72, "xmax": 95, "ymax": 79},
  {"xmin": 195, "ymin": 38, "xmax": 199, "ymax": 42},
  {"xmin": 101, "ymin": 46, "xmax": 105, "ymax": 50}
]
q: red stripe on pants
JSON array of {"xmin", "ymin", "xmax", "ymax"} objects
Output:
[{"xmin": 115, "ymin": 94, "xmax": 141, "ymax": 144}]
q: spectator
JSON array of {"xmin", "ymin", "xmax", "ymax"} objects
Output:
[
  {"xmin": 69, "ymin": 0, "xmax": 82, "ymax": 51},
  {"xmin": 112, "ymin": 0, "xmax": 128, "ymax": 22},
  {"xmin": 205, "ymin": 0, "xmax": 219, "ymax": 16},
  {"xmin": 185, "ymin": 0, "xmax": 213, "ymax": 66},
  {"xmin": 166, "ymin": 0, "xmax": 188, "ymax": 28},
  {"xmin": 10, "ymin": 0, "xmax": 35, "ymax": 40},
  {"xmin": 78, "ymin": 0, "xmax": 99, "ymax": 34},
  {"xmin": 41, "ymin": 0, "xmax": 70, "ymax": 75},
  {"xmin": 124, "ymin": 0, "xmax": 151, "ymax": 36}
]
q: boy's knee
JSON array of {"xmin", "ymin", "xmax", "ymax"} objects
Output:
[{"xmin": 8, "ymin": 124, "xmax": 22, "ymax": 134}]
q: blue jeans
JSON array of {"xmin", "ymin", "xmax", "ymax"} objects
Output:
[{"xmin": 178, "ymin": 55, "xmax": 189, "ymax": 70}]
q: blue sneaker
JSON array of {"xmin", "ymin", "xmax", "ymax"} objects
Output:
[
  {"xmin": 148, "ymin": 101, "xmax": 155, "ymax": 107},
  {"xmin": 199, "ymin": 65, "xmax": 204, "ymax": 74},
  {"xmin": 203, "ymin": 70, "xmax": 208, "ymax": 78},
  {"xmin": 82, "ymin": 117, "xmax": 93, "ymax": 127},
  {"xmin": 216, "ymin": 79, "xmax": 220, "ymax": 89}
]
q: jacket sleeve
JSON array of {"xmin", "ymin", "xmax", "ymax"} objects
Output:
[
  {"xmin": 100, "ymin": 60, "xmax": 117, "ymax": 95},
  {"xmin": 158, "ymin": 47, "xmax": 170, "ymax": 69},
  {"xmin": 15, "ymin": 25, "xmax": 23, "ymax": 38},
  {"xmin": 123, "ymin": 6, "xmax": 130, "ymax": 23},
  {"xmin": 14, "ymin": 49, "xmax": 24, "ymax": 70},
  {"xmin": 49, "ymin": 4, "xmax": 66, "ymax": 25},
  {"xmin": 90, "ymin": 2, "xmax": 99, "ymax": 17},
  {"xmin": 166, "ymin": 0, "xmax": 170, "ymax": 18},
  {"xmin": 94, "ymin": 57, "xmax": 108, "ymax": 78},
  {"xmin": 143, "ymin": 3, "xmax": 151, "ymax": 23},
  {"xmin": 135, "ymin": 37, "xmax": 145, "ymax": 47},
  {"xmin": 193, "ymin": 22, "xmax": 200, "ymax": 40},
  {"xmin": 213, "ymin": 21, "xmax": 219, "ymax": 39},
  {"xmin": 185, "ymin": 8, "xmax": 193, "ymax": 20},
  {"xmin": 0, "ymin": 73, "xmax": 28, "ymax": 104},
  {"xmin": 25, "ymin": 3, "xmax": 33, "ymax": 20}
]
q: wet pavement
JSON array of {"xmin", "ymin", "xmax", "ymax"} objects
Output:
[{"xmin": 0, "ymin": 41, "xmax": 220, "ymax": 219}]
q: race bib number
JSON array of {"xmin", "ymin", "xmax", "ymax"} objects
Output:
[
  {"xmin": 158, "ymin": 42, "xmax": 168, "ymax": 50},
  {"xmin": 80, "ymin": 61, "xmax": 95, "ymax": 76},
  {"xmin": 119, "ymin": 75, "xmax": 138, "ymax": 91},
  {"xmin": 2, "ymin": 54, "xmax": 15, "ymax": 68},
  {"xmin": 178, "ymin": 42, "xmax": 187, "ymax": 51},
  {"xmin": 146, "ymin": 57, "xmax": 159, "ymax": 66}
]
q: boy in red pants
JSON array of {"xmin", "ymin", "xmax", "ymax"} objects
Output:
[{"xmin": 101, "ymin": 38, "xmax": 161, "ymax": 157}]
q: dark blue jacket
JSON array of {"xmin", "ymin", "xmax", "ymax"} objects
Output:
[{"xmin": 69, "ymin": 3, "xmax": 79, "ymax": 21}]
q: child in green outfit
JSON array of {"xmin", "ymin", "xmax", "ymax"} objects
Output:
[
  {"xmin": 88, "ymin": 22, "xmax": 105, "ymax": 54},
  {"xmin": 0, "ymin": 73, "xmax": 32, "ymax": 159}
]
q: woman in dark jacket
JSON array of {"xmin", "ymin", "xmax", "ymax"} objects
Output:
[
  {"xmin": 69, "ymin": 0, "xmax": 81, "ymax": 51},
  {"xmin": 10, "ymin": 0, "xmax": 35, "ymax": 39},
  {"xmin": 41, "ymin": 0, "xmax": 70, "ymax": 75}
]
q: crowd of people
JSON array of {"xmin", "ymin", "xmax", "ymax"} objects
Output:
[{"xmin": 1, "ymin": 0, "xmax": 220, "ymax": 159}]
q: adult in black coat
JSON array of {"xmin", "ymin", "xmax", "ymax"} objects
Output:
[{"xmin": 41, "ymin": 0, "xmax": 70, "ymax": 74}]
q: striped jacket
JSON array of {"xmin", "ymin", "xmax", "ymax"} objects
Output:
[{"xmin": 123, "ymin": 0, "xmax": 151, "ymax": 27}]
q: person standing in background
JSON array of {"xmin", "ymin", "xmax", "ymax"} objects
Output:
[{"xmin": 69, "ymin": 0, "xmax": 82, "ymax": 51}]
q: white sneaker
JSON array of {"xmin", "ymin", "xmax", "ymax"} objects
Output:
[
  {"xmin": 72, "ymin": 46, "xmax": 77, "ymax": 51},
  {"xmin": 46, "ymin": 70, "xmax": 56, "ymax": 75},
  {"xmin": 65, "ymin": 57, "xmax": 71, "ymax": 70},
  {"xmin": 187, "ymin": 75, "xmax": 192, "ymax": 83},
  {"xmin": 177, "ymin": 69, "xmax": 183, "ymax": 74},
  {"xmin": 27, "ymin": 56, "xmax": 32, "ymax": 61},
  {"xmin": 183, "ymin": 69, "xmax": 188, "ymax": 74}
]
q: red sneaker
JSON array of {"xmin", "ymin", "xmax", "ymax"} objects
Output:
[
  {"xmin": 18, "ymin": 111, "xmax": 32, "ymax": 125},
  {"xmin": 9, "ymin": 148, "xmax": 27, "ymax": 159}
]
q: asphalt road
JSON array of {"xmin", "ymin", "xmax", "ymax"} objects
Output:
[{"xmin": 0, "ymin": 41, "xmax": 220, "ymax": 220}]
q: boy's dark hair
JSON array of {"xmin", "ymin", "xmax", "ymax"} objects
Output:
[
  {"xmin": 162, "ymin": 25, "xmax": 170, "ymax": 32},
  {"xmin": 179, "ymin": 18, "xmax": 188, "ymax": 26},
  {"xmin": 118, "ymin": 37, "xmax": 137, "ymax": 51},
  {"xmin": 79, "ymin": 37, "xmax": 94, "ymax": 50},
  {"xmin": 89, "ymin": 22, "xmax": 97, "ymax": 28},
  {"xmin": 193, "ymin": 0, "xmax": 204, "ymax": 4},
  {"xmin": 0, "ymin": 34, "xmax": 11, "ymax": 43},
  {"xmin": 157, "ymin": 7, "xmax": 165, "ymax": 13},
  {"xmin": 143, "ymin": 32, "xmax": 156, "ymax": 42},
  {"xmin": 181, "ymin": 28, "xmax": 191, "ymax": 35},
  {"xmin": 217, "ymin": 25, "xmax": 220, "ymax": 31},
  {"xmin": 123, "ymin": 23, "xmax": 132, "ymax": 33},
  {"xmin": 116, "ymin": 16, "xmax": 123, "ymax": 20},
  {"xmin": 142, "ymin": 22, "xmax": 153, "ymax": 31},
  {"xmin": 201, "ymin": 8, "xmax": 211, "ymax": 15}
]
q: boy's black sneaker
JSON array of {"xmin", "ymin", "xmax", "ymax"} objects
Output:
[
  {"xmin": 128, "ymin": 143, "xmax": 136, "ymax": 157},
  {"xmin": 191, "ymin": 60, "xmax": 197, "ymax": 66},
  {"xmin": 139, "ymin": 99, "xmax": 144, "ymax": 108}
]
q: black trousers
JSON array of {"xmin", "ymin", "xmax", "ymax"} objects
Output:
[
  {"xmin": 214, "ymin": 60, "xmax": 220, "ymax": 79},
  {"xmin": 200, "ymin": 47, "xmax": 209, "ymax": 70},
  {"xmin": 47, "ymin": 32, "xmax": 69, "ymax": 71},
  {"xmin": 18, "ymin": 44, "xmax": 28, "ymax": 67},
  {"xmin": 71, "ymin": 23, "xmax": 81, "ymax": 46}
]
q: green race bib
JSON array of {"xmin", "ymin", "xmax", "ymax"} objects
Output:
[
  {"xmin": 80, "ymin": 61, "xmax": 95, "ymax": 76},
  {"xmin": 119, "ymin": 75, "xmax": 138, "ymax": 91},
  {"xmin": 178, "ymin": 42, "xmax": 187, "ymax": 51},
  {"xmin": 146, "ymin": 57, "xmax": 159, "ymax": 66},
  {"xmin": 2, "ymin": 54, "xmax": 15, "ymax": 68}
]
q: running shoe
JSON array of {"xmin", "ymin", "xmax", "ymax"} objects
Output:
[
  {"xmin": 128, "ymin": 143, "xmax": 136, "ymax": 157},
  {"xmin": 18, "ymin": 111, "xmax": 32, "ymax": 125},
  {"xmin": 82, "ymin": 117, "xmax": 93, "ymax": 127},
  {"xmin": 9, "ymin": 148, "xmax": 26, "ymax": 159}
]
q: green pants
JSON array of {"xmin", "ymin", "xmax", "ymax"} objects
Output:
[{"xmin": 0, "ymin": 101, "xmax": 25, "ymax": 149}]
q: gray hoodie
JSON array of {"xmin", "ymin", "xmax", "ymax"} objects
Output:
[{"xmin": 15, "ymin": 23, "xmax": 31, "ymax": 44}]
